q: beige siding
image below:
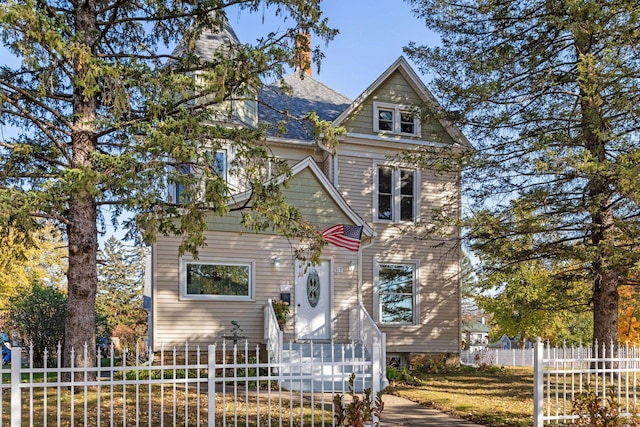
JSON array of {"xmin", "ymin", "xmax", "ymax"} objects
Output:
[
  {"xmin": 153, "ymin": 232, "xmax": 360, "ymax": 349},
  {"xmin": 153, "ymin": 167, "xmax": 360, "ymax": 350},
  {"xmin": 337, "ymin": 148, "xmax": 461, "ymax": 354},
  {"xmin": 153, "ymin": 233, "xmax": 291, "ymax": 349},
  {"xmin": 268, "ymin": 142, "xmax": 324, "ymax": 166},
  {"xmin": 282, "ymin": 169, "xmax": 352, "ymax": 228},
  {"xmin": 343, "ymin": 71, "xmax": 457, "ymax": 145}
]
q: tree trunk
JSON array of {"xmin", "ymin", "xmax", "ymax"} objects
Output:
[
  {"xmin": 592, "ymin": 270, "xmax": 619, "ymax": 348},
  {"xmin": 64, "ymin": 196, "xmax": 98, "ymax": 370},
  {"xmin": 573, "ymin": 12, "xmax": 619, "ymax": 349},
  {"xmin": 64, "ymin": 0, "xmax": 98, "ymax": 372}
]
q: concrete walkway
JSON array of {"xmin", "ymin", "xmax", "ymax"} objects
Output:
[{"xmin": 382, "ymin": 394, "xmax": 484, "ymax": 427}]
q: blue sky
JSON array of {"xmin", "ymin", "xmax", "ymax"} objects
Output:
[{"xmin": 229, "ymin": 0, "xmax": 440, "ymax": 99}]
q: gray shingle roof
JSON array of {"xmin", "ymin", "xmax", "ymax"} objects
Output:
[
  {"xmin": 259, "ymin": 74, "xmax": 352, "ymax": 140},
  {"xmin": 174, "ymin": 20, "xmax": 351, "ymax": 141}
]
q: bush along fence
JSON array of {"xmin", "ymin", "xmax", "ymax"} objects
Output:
[
  {"xmin": 533, "ymin": 339, "xmax": 640, "ymax": 427},
  {"xmin": 1, "ymin": 340, "xmax": 381, "ymax": 427}
]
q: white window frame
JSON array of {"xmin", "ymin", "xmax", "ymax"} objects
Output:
[
  {"xmin": 374, "ymin": 260, "xmax": 420, "ymax": 326},
  {"xmin": 373, "ymin": 162, "xmax": 420, "ymax": 223},
  {"xmin": 179, "ymin": 257, "xmax": 255, "ymax": 301},
  {"xmin": 167, "ymin": 146, "xmax": 236, "ymax": 203},
  {"xmin": 373, "ymin": 102, "xmax": 421, "ymax": 136}
]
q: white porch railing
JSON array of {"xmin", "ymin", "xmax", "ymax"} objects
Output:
[
  {"xmin": 533, "ymin": 339, "xmax": 640, "ymax": 427},
  {"xmin": 349, "ymin": 303, "xmax": 388, "ymax": 391},
  {"xmin": 2, "ymin": 340, "xmax": 379, "ymax": 426},
  {"xmin": 264, "ymin": 298, "xmax": 283, "ymax": 364}
]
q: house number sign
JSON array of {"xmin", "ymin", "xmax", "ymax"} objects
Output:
[{"xmin": 306, "ymin": 268, "xmax": 320, "ymax": 308}]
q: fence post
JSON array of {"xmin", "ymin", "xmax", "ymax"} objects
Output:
[
  {"xmin": 371, "ymin": 337, "xmax": 381, "ymax": 424},
  {"xmin": 10, "ymin": 347, "xmax": 21, "ymax": 427},
  {"xmin": 371, "ymin": 337, "xmax": 380, "ymax": 397},
  {"xmin": 533, "ymin": 338, "xmax": 544, "ymax": 427},
  {"xmin": 208, "ymin": 344, "xmax": 215, "ymax": 427}
]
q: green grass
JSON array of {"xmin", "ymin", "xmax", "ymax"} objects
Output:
[
  {"xmin": 387, "ymin": 365, "xmax": 534, "ymax": 427},
  {"xmin": 2, "ymin": 384, "xmax": 334, "ymax": 426}
]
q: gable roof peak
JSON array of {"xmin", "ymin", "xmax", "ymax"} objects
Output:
[{"xmin": 333, "ymin": 56, "xmax": 473, "ymax": 150}]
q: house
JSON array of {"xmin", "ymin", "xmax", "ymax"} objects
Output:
[
  {"xmin": 461, "ymin": 318, "xmax": 490, "ymax": 352},
  {"xmin": 492, "ymin": 334, "xmax": 534, "ymax": 350},
  {"xmin": 149, "ymin": 22, "xmax": 472, "ymax": 376}
]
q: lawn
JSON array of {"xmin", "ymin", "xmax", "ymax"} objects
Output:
[{"xmin": 386, "ymin": 365, "xmax": 534, "ymax": 427}]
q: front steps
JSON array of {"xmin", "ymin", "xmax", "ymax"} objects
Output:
[{"xmin": 278, "ymin": 342, "xmax": 372, "ymax": 392}]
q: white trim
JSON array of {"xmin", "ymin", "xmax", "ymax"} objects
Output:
[
  {"xmin": 373, "ymin": 260, "xmax": 420, "ymax": 326},
  {"xmin": 373, "ymin": 101, "xmax": 421, "ymax": 137},
  {"xmin": 179, "ymin": 257, "xmax": 255, "ymax": 301},
  {"xmin": 372, "ymin": 161, "xmax": 421, "ymax": 224},
  {"xmin": 265, "ymin": 136, "xmax": 317, "ymax": 147},
  {"xmin": 343, "ymin": 132, "xmax": 451, "ymax": 148}
]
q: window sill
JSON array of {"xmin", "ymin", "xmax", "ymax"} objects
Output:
[{"xmin": 179, "ymin": 295, "xmax": 254, "ymax": 302}]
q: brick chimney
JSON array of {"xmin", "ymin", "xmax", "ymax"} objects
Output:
[{"xmin": 295, "ymin": 33, "xmax": 312, "ymax": 77}]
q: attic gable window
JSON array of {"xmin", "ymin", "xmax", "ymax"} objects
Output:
[{"xmin": 373, "ymin": 102, "xmax": 421, "ymax": 136}]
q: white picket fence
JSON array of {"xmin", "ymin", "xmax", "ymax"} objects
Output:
[
  {"xmin": 533, "ymin": 340, "xmax": 640, "ymax": 426},
  {"xmin": 0, "ymin": 340, "xmax": 380, "ymax": 426}
]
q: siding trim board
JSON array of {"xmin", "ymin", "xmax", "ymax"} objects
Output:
[{"xmin": 343, "ymin": 132, "xmax": 452, "ymax": 148}]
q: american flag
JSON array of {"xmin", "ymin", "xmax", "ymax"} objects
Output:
[{"xmin": 322, "ymin": 224, "xmax": 363, "ymax": 252}]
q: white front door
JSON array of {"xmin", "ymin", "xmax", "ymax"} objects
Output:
[{"xmin": 295, "ymin": 260, "xmax": 331, "ymax": 341}]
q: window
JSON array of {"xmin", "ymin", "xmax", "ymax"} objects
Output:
[
  {"xmin": 174, "ymin": 163, "xmax": 192, "ymax": 204},
  {"xmin": 376, "ymin": 263, "xmax": 417, "ymax": 325},
  {"xmin": 212, "ymin": 150, "xmax": 227, "ymax": 180},
  {"xmin": 376, "ymin": 165, "xmax": 417, "ymax": 222},
  {"xmin": 373, "ymin": 102, "xmax": 420, "ymax": 136},
  {"xmin": 170, "ymin": 149, "xmax": 229, "ymax": 204},
  {"xmin": 180, "ymin": 259, "xmax": 254, "ymax": 301}
]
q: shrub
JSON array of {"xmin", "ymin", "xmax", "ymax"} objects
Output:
[
  {"xmin": 571, "ymin": 386, "xmax": 640, "ymax": 427},
  {"xmin": 8, "ymin": 281, "xmax": 66, "ymax": 367},
  {"xmin": 333, "ymin": 373, "xmax": 384, "ymax": 426},
  {"xmin": 386, "ymin": 364, "xmax": 420, "ymax": 385}
]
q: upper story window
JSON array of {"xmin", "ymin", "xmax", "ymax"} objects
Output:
[
  {"xmin": 373, "ymin": 102, "xmax": 421, "ymax": 136},
  {"xmin": 173, "ymin": 163, "xmax": 192, "ymax": 204},
  {"xmin": 212, "ymin": 150, "xmax": 227, "ymax": 181},
  {"xmin": 180, "ymin": 258, "xmax": 254, "ymax": 301},
  {"xmin": 375, "ymin": 165, "xmax": 418, "ymax": 223},
  {"xmin": 170, "ymin": 150, "xmax": 229, "ymax": 204}
]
